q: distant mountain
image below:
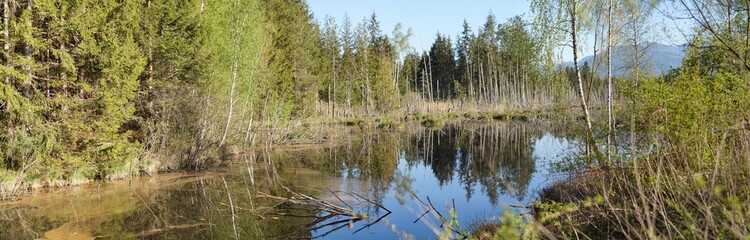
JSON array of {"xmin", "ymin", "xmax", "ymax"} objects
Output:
[{"xmin": 564, "ymin": 42, "xmax": 686, "ymax": 77}]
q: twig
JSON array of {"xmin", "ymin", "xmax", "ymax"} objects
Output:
[
  {"xmin": 353, "ymin": 212, "xmax": 391, "ymax": 234},
  {"xmin": 352, "ymin": 191, "xmax": 391, "ymax": 213},
  {"xmin": 327, "ymin": 188, "xmax": 354, "ymax": 210},
  {"xmin": 311, "ymin": 218, "xmax": 359, "ymax": 239},
  {"xmin": 414, "ymin": 209, "xmax": 432, "ymax": 224},
  {"xmin": 411, "ymin": 192, "xmax": 429, "ymax": 207},
  {"xmin": 259, "ymin": 186, "xmax": 394, "ymax": 238},
  {"xmin": 426, "ymin": 196, "xmax": 447, "ymax": 225}
]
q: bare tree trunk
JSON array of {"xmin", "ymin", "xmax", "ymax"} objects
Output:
[
  {"xmin": 404, "ymin": 64, "xmax": 411, "ymax": 112},
  {"xmin": 420, "ymin": 68, "xmax": 426, "ymax": 109},
  {"xmin": 221, "ymin": 176, "xmax": 240, "ymax": 240},
  {"xmin": 606, "ymin": 0, "xmax": 614, "ymax": 164},
  {"xmin": 589, "ymin": 13, "xmax": 599, "ymax": 104},
  {"xmin": 220, "ymin": 59, "xmax": 238, "ymax": 147},
  {"xmin": 244, "ymin": 102, "xmax": 254, "ymax": 145},
  {"xmin": 364, "ymin": 52, "xmax": 371, "ymax": 116},
  {"xmin": 414, "ymin": 62, "xmax": 424, "ymax": 111},
  {"xmin": 436, "ymin": 69, "xmax": 440, "ymax": 100},
  {"xmin": 627, "ymin": 4, "xmax": 656, "ymax": 234},
  {"xmin": 24, "ymin": 0, "xmax": 32, "ymax": 86},
  {"xmin": 478, "ymin": 63, "xmax": 487, "ymax": 103},
  {"xmin": 466, "ymin": 52, "xmax": 473, "ymax": 102},
  {"xmin": 427, "ymin": 54, "xmax": 434, "ymax": 104},
  {"xmin": 346, "ymin": 71, "xmax": 351, "ymax": 117},
  {"xmin": 3, "ymin": 0, "xmax": 12, "ymax": 138},
  {"xmin": 571, "ymin": 0, "xmax": 596, "ymax": 158},
  {"xmin": 365, "ymin": 75, "xmax": 372, "ymax": 116},
  {"xmin": 421, "ymin": 55, "xmax": 428, "ymax": 110},
  {"xmin": 572, "ymin": 1, "xmax": 592, "ymax": 130},
  {"xmin": 3, "ymin": 0, "xmax": 10, "ymax": 86},
  {"xmin": 238, "ymin": 73, "xmax": 254, "ymax": 133},
  {"xmin": 360, "ymin": 81, "xmax": 367, "ymax": 115},
  {"xmin": 332, "ymin": 55, "xmax": 337, "ymax": 117},
  {"xmin": 147, "ymin": 0, "xmax": 153, "ymax": 85}
]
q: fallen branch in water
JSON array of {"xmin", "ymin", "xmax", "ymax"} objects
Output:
[
  {"xmin": 410, "ymin": 193, "xmax": 470, "ymax": 239},
  {"xmin": 258, "ymin": 186, "xmax": 359, "ymax": 217},
  {"xmin": 257, "ymin": 186, "xmax": 391, "ymax": 239}
]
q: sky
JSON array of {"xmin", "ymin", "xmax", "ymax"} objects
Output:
[
  {"xmin": 307, "ymin": 0, "xmax": 532, "ymax": 55},
  {"xmin": 307, "ymin": 0, "xmax": 690, "ymax": 62}
]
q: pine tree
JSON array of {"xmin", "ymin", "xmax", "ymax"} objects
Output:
[
  {"xmin": 339, "ymin": 14, "xmax": 355, "ymax": 116},
  {"xmin": 426, "ymin": 34, "xmax": 456, "ymax": 100},
  {"xmin": 262, "ymin": 0, "xmax": 320, "ymax": 117},
  {"xmin": 455, "ymin": 20, "xmax": 473, "ymax": 100},
  {"xmin": 319, "ymin": 15, "xmax": 340, "ymax": 117}
]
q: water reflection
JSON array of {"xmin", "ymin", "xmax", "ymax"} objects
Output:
[
  {"xmin": 405, "ymin": 124, "xmax": 539, "ymax": 203},
  {"xmin": 305, "ymin": 122, "xmax": 542, "ymax": 204},
  {"xmin": 0, "ymin": 121, "xmax": 571, "ymax": 239}
]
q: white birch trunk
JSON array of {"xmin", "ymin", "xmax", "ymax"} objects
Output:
[
  {"xmin": 571, "ymin": 0, "xmax": 594, "ymax": 132},
  {"xmin": 220, "ymin": 59, "xmax": 238, "ymax": 146}
]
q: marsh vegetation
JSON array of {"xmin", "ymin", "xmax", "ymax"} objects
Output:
[{"xmin": 2, "ymin": 0, "xmax": 750, "ymax": 239}]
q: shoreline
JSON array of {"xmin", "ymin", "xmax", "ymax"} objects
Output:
[{"xmin": 1, "ymin": 107, "xmax": 554, "ymax": 201}]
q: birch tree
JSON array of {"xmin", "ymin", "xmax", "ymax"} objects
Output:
[
  {"xmin": 671, "ymin": 0, "xmax": 750, "ymax": 73},
  {"xmin": 532, "ymin": 0, "xmax": 602, "ymax": 161}
]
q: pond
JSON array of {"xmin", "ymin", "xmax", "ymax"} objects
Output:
[{"xmin": 0, "ymin": 121, "xmax": 578, "ymax": 239}]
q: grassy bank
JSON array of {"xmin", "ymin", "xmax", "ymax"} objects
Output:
[
  {"xmin": 0, "ymin": 105, "xmax": 547, "ymax": 200},
  {"xmin": 459, "ymin": 137, "xmax": 750, "ymax": 239},
  {"xmin": 534, "ymin": 133, "xmax": 750, "ymax": 239}
]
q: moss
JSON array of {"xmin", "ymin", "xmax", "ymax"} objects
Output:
[
  {"xmin": 445, "ymin": 112, "xmax": 459, "ymax": 119},
  {"xmin": 420, "ymin": 116, "xmax": 444, "ymax": 128},
  {"xmin": 491, "ymin": 113, "xmax": 507, "ymax": 120},
  {"xmin": 376, "ymin": 118, "xmax": 398, "ymax": 129},
  {"xmin": 511, "ymin": 115, "xmax": 529, "ymax": 121},
  {"xmin": 341, "ymin": 118, "xmax": 359, "ymax": 126}
]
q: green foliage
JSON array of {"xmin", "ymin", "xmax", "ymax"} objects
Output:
[
  {"xmin": 1, "ymin": 0, "xmax": 270, "ymax": 184},
  {"xmin": 262, "ymin": 0, "xmax": 320, "ymax": 117},
  {"xmin": 420, "ymin": 116, "xmax": 443, "ymax": 128},
  {"xmin": 635, "ymin": 36, "xmax": 750, "ymax": 148},
  {"xmin": 421, "ymin": 33, "xmax": 456, "ymax": 100},
  {"xmin": 1, "ymin": 0, "xmax": 147, "ymax": 181},
  {"xmin": 540, "ymin": 22, "xmax": 750, "ymax": 239}
]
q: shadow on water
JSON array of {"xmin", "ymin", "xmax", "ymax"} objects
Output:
[{"xmin": 0, "ymin": 121, "xmax": 577, "ymax": 239}]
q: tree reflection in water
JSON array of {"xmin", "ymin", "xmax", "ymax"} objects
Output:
[
  {"xmin": 1, "ymin": 122, "xmax": 565, "ymax": 239},
  {"xmin": 305, "ymin": 122, "xmax": 541, "ymax": 204}
]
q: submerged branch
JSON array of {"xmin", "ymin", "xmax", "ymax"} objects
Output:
[{"xmin": 257, "ymin": 186, "xmax": 392, "ymax": 239}]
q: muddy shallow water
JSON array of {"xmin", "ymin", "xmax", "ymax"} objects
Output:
[{"xmin": 0, "ymin": 122, "xmax": 578, "ymax": 239}]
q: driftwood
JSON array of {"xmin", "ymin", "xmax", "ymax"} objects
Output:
[
  {"xmin": 410, "ymin": 192, "xmax": 469, "ymax": 239},
  {"xmin": 257, "ymin": 186, "xmax": 391, "ymax": 239}
]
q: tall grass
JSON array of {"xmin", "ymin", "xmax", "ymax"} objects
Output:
[{"xmin": 533, "ymin": 72, "xmax": 750, "ymax": 239}]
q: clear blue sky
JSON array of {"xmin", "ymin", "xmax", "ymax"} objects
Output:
[
  {"xmin": 307, "ymin": 0, "xmax": 531, "ymax": 53},
  {"xmin": 306, "ymin": 0, "xmax": 686, "ymax": 62}
]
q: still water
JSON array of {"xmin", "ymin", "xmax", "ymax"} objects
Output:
[{"xmin": 0, "ymin": 122, "xmax": 577, "ymax": 239}]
